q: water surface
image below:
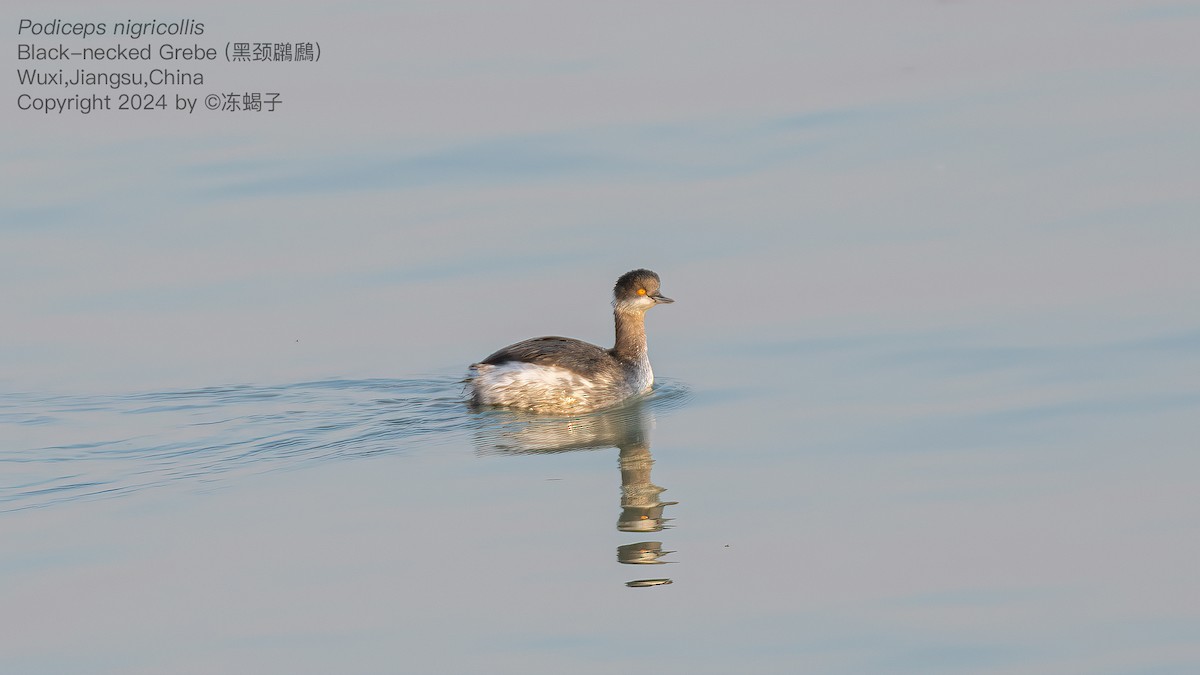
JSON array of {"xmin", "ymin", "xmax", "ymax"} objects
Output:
[{"xmin": 3, "ymin": 1, "xmax": 1199, "ymax": 673}]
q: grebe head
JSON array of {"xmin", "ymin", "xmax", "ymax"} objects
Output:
[{"xmin": 613, "ymin": 269, "xmax": 674, "ymax": 312}]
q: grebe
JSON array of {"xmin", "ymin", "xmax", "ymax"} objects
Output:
[{"xmin": 467, "ymin": 269, "xmax": 673, "ymax": 413}]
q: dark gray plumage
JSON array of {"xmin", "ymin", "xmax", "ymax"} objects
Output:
[{"xmin": 478, "ymin": 336, "xmax": 613, "ymax": 374}]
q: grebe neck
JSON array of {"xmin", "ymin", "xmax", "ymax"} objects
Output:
[{"xmin": 612, "ymin": 309, "xmax": 648, "ymax": 361}]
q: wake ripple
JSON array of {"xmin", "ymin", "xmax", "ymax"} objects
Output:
[
  {"xmin": 0, "ymin": 377, "xmax": 692, "ymax": 512},
  {"xmin": 0, "ymin": 377, "xmax": 471, "ymax": 513}
]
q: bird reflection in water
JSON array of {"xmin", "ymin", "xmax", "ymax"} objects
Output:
[{"xmin": 470, "ymin": 395, "xmax": 677, "ymax": 588}]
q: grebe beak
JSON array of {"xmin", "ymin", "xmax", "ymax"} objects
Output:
[{"xmin": 650, "ymin": 292, "xmax": 674, "ymax": 304}]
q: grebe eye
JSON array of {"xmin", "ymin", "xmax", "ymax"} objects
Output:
[{"xmin": 637, "ymin": 288, "xmax": 647, "ymax": 296}]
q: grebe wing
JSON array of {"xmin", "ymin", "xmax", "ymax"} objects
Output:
[{"xmin": 476, "ymin": 336, "xmax": 611, "ymax": 372}]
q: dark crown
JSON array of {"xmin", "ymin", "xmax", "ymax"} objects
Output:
[{"xmin": 613, "ymin": 268, "xmax": 661, "ymax": 300}]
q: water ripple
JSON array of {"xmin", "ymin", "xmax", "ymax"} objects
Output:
[
  {"xmin": 0, "ymin": 377, "xmax": 472, "ymax": 513},
  {"xmin": 0, "ymin": 377, "xmax": 692, "ymax": 513}
]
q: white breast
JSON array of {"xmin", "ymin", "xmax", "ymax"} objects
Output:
[{"xmin": 628, "ymin": 355, "xmax": 654, "ymax": 394}]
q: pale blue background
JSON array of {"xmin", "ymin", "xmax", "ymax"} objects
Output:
[{"xmin": 3, "ymin": 1, "xmax": 1199, "ymax": 673}]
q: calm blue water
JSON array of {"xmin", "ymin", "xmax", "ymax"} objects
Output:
[{"xmin": 4, "ymin": 1, "xmax": 1199, "ymax": 673}]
